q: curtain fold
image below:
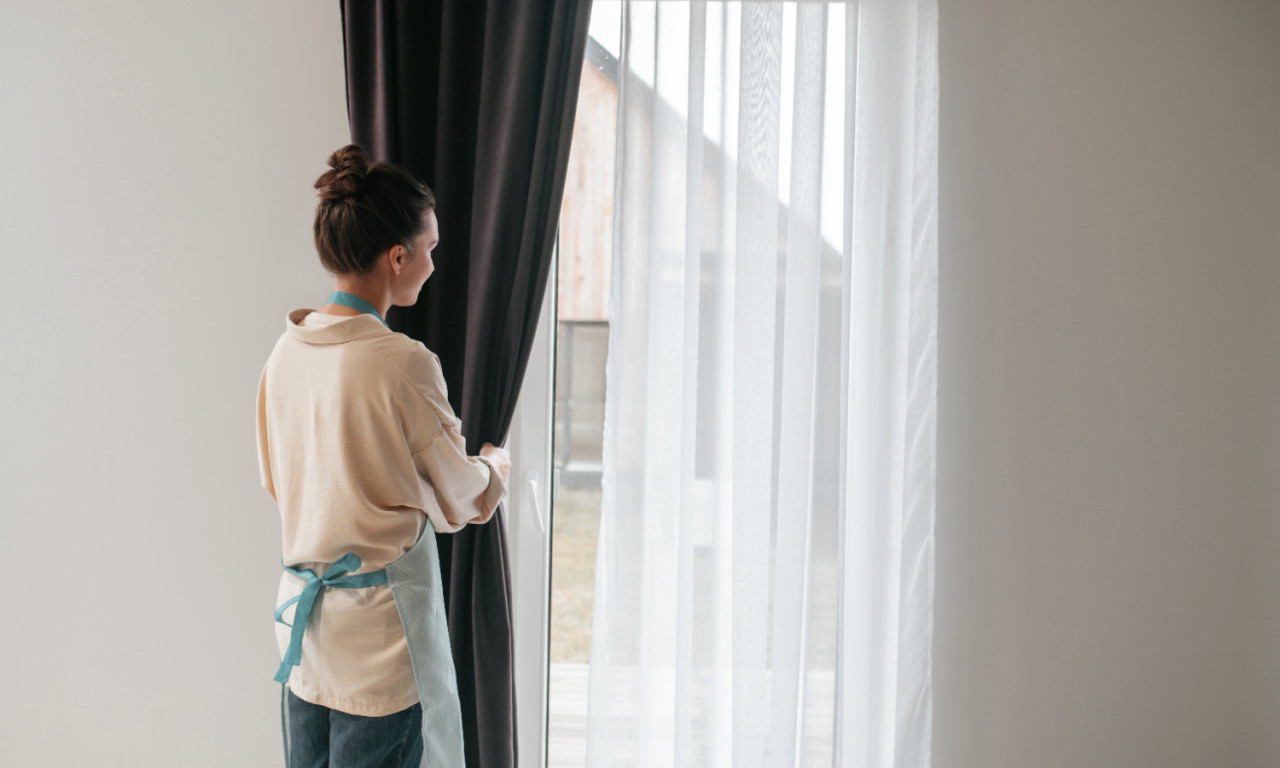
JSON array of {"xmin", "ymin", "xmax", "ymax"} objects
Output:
[
  {"xmin": 341, "ymin": 1, "xmax": 593, "ymax": 765},
  {"xmin": 586, "ymin": 0, "xmax": 937, "ymax": 765}
]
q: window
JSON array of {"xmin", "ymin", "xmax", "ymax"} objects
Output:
[
  {"xmin": 506, "ymin": 5, "xmax": 621, "ymax": 766},
  {"xmin": 548, "ymin": 7, "xmax": 621, "ymax": 764}
]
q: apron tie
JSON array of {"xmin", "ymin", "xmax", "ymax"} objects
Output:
[{"xmin": 273, "ymin": 552, "xmax": 388, "ymax": 684}]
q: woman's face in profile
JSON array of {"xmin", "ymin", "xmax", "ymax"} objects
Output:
[{"xmin": 397, "ymin": 209, "xmax": 440, "ymax": 305}]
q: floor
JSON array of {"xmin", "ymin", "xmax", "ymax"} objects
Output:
[
  {"xmin": 548, "ymin": 662, "xmax": 590, "ymax": 767},
  {"xmin": 542, "ymin": 663, "xmax": 838, "ymax": 766}
]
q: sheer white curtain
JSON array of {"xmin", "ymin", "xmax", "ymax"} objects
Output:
[{"xmin": 586, "ymin": 0, "xmax": 937, "ymax": 765}]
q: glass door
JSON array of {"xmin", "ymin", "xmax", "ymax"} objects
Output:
[{"xmin": 508, "ymin": 5, "xmax": 621, "ymax": 766}]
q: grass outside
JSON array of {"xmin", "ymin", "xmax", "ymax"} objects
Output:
[{"xmin": 549, "ymin": 484, "xmax": 602, "ymax": 663}]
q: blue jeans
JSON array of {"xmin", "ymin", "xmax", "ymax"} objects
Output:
[{"xmin": 282, "ymin": 687, "xmax": 423, "ymax": 768}]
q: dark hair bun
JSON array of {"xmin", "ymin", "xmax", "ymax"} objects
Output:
[
  {"xmin": 312, "ymin": 144, "xmax": 436, "ymax": 275},
  {"xmin": 315, "ymin": 144, "xmax": 369, "ymax": 201}
]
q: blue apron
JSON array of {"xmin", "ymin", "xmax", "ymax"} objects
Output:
[{"xmin": 274, "ymin": 291, "xmax": 465, "ymax": 766}]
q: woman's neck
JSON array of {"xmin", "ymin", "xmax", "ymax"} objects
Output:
[{"xmin": 322, "ymin": 277, "xmax": 390, "ymax": 318}]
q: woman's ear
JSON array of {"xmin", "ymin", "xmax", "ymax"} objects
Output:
[{"xmin": 387, "ymin": 244, "xmax": 407, "ymax": 274}]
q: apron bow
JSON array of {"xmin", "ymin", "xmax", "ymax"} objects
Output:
[{"xmin": 273, "ymin": 552, "xmax": 388, "ymax": 684}]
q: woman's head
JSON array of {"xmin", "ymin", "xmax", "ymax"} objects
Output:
[{"xmin": 313, "ymin": 145, "xmax": 437, "ymax": 277}]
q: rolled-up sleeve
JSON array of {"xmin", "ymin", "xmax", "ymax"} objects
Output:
[
  {"xmin": 412, "ymin": 423, "xmax": 507, "ymax": 533},
  {"xmin": 398, "ymin": 342, "xmax": 508, "ymax": 533}
]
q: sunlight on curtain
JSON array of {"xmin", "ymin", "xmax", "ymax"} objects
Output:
[{"xmin": 586, "ymin": 0, "xmax": 937, "ymax": 765}]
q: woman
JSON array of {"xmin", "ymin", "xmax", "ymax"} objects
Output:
[{"xmin": 256, "ymin": 144, "xmax": 510, "ymax": 767}]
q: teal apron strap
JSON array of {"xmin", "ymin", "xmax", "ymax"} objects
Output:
[
  {"xmin": 326, "ymin": 290, "xmax": 389, "ymax": 328},
  {"xmin": 274, "ymin": 552, "xmax": 389, "ymax": 684}
]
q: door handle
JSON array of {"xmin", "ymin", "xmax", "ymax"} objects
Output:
[{"xmin": 524, "ymin": 472, "xmax": 547, "ymax": 535}]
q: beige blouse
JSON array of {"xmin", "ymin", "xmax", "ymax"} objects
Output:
[{"xmin": 256, "ymin": 308, "xmax": 506, "ymax": 716}]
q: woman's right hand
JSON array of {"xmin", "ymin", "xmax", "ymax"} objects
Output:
[{"xmin": 479, "ymin": 442, "xmax": 512, "ymax": 484}]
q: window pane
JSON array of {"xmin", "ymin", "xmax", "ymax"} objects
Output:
[{"xmin": 548, "ymin": 4, "xmax": 621, "ymax": 764}]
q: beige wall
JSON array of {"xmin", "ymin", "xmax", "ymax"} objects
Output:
[
  {"xmin": 936, "ymin": 0, "xmax": 1280, "ymax": 766},
  {"xmin": 0, "ymin": 3, "xmax": 348, "ymax": 766}
]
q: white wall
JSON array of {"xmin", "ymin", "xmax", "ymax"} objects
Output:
[
  {"xmin": 936, "ymin": 0, "xmax": 1280, "ymax": 766},
  {"xmin": 0, "ymin": 3, "xmax": 348, "ymax": 766}
]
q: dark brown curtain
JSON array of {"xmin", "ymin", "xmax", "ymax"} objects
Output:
[{"xmin": 339, "ymin": 1, "xmax": 592, "ymax": 765}]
